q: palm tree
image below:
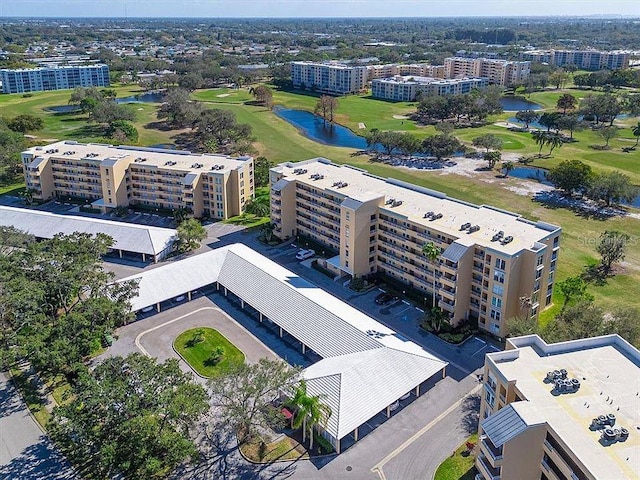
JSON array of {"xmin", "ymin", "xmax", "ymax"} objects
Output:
[
  {"xmin": 547, "ymin": 134, "xmax": 564, "ymax": 155},
  {"xmin": 531, "ymin": 130, "xmax": 548, "ymax": 156},
  {"xmin": 502, "ymin": 160, "xmax": 515, "ymax": 178},
  {"xmin": 422, "ymin": 242, "xmax": 440, "ymax": 308},
  {"xmin": 632, "ymin": 122, "xmax": 640, "ymax": 146},
  {"xmin": 519, "ymin": 296, "xmax": 532, "ymax": 321},
  {"xmin": 288, "ymin": 381, "xmax": 331, "ymax": 451}
]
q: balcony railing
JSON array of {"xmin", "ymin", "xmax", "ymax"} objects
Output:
[{"xmin": 477, "ymin": 454, "xmax": 501, "ymax": 480}]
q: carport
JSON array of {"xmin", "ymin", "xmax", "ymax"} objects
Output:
[
  {"xmin": 120, "ymin": 243, "xmax": 448, "ymax": 453},
  {"xmin": 0, "ymin": 206, "xmax": 176, "ymax": 263}
]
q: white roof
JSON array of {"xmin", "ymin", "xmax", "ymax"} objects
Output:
[
  {"xmin": 0, "ymin": 206, "xmax": 175, "ymax": 256},
  {"xmin": 304, "ymin": 347, "xmax": 446, "ymax": 439},
  {"xmin": 120, "ymin": 243, "xmax": 447, "ymax": 439}
]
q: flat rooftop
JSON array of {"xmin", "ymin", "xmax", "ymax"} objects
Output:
[
  {"xmin": 488, "ymin": 335, "xmax": 640, "ymax": 480},
  {"xmin": 374, "ymin": 75, "xmax": 485, "ymax": 85},
  {"xmin": 274, "ymin": 159, "xmax": 560, "ymax": 256},
  {"xmin": 24, "ymin": 141, "xmax": 250, "ymax": 174}
]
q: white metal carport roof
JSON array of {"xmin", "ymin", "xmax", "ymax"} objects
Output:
[{"xmin": 0, "ymin": 206, "xmax": 176, "ymax": 257}]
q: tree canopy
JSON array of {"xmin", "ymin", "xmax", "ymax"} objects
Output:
[{"xmin": 51, "ymin": 354, "xmax": 208, "ymax": 480}]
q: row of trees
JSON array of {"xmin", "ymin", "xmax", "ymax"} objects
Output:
[
  {"xmin": 365, "ymin": 127, "xmax": 464, "ymax": 160},
  {"xmin": 547, "ymin": 160, "xmax": 638, "ymax": 206},
  {"xmin": 415, "ymin": 87, "xmax": 503, "ymax": 124},
  {"xmin": 157, "ymin": 88, "xmax": 255, "ymax": 155}
]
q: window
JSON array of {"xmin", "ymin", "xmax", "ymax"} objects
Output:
[
  {"xmin": 493, "ymin": 271, "xmax": 505, "ymax": 284},
  {"xmin": 492, "ymin": 284, "xmax": 504, "ymax": 296},
  {"xmin": 370, "ymin": 214, "xmax": 376, "ymax": 221},
  {"xmin": 490, "ymin": 309, "xmax": 501, "ymax": 321},
  {"xmin": 485, "ymin": 389, "xmax": 495, "ymax": 409},
  {"xmin": 537, "ymin": 255, "xmax": 544, "ymax": 266},
  {"xmin": 535, "ymin": 269, "xmax": 543, "ymax": 279},
  {"xmin": 345, "ymin": 227, "xmax": 350, "ymax": 238},
  {"xmin": 345, "ymin": 211, "xmax": 350, "ymax": 220},
  {"xmin": 548, "ymin": 272, "xmax": 554, "ymax": 283},
  {"xmin": 491, "ymin": 297, "xmax": 502, "ymax": 309},
  {"xmin": 495, "ymin": 258, "xmax": 506, "ymax": 270}
]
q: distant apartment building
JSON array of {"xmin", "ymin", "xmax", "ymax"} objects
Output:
[
  {"xmin": 520, "ymin": 49, "xmax": 630, "ymax": 70},
  {"xmin": 366, "ymin": 63, "xmax": 446, "ymax": 81},
  {"xmin": 371, "ymin": 76, "xmax": 488, "ymax": 101},
  {"xmin": 0, "ymin": 64, "xmax": 110, "ymax": 94},
  {"xmin": 444, "ymin": 57, "xmax": 530, "ymax": 86},
  {"xmin": 270, "ymin": 159, "xmax": 561, "ymax": 337},
  {"xmin": 290, "ymin": 61, "xmax": 368, "ymax": 95},
  {"xmin": 477, "ymin": 334, "xmax": 640, "ymax": 480},
  {"xmin": 21, "ymin": 141, "xmax": 253, "ymax": 220}
]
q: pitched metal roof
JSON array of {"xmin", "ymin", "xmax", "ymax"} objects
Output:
[
  {"xmin": 120, "ymin": 243, "xmax": 448, "ymax": 440},
  {"xmin": 0, "ymin": 206, "xmax": 175, "ymax": 256},
  {"xmin": 304, "ymin": 348, "xmax": 447, "ymax": 439},
  {"xmin": 441, "ymin": 241, "xmax": 469, "ymax": 263},
  {"xmin": 480, "ymin": 403, "xmax": 540, "ymax": 447}
]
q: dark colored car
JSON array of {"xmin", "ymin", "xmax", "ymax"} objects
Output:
[{"xmin": 375, "ymin": 292, "xmax": 398, "ymax": 305}]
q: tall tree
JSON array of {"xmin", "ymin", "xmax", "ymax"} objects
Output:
[
  {"xmin": 314, "ymin": 95, "xmax": 339, "ymax": 125},
  {"xmin": 208, "ymin": 359, "xmax": 301, "ymax": 444},
  {"xmin": 422, "ymin": 134, "xmax": 463, "ymax": 161},
  {"xmin": 502, "ymin": 160, "xmax": 515, "ymax": 177},
  {"xmin": 176, "ymin": 219, "xmax": 207, "ymax": 252},
  {"xmin": 632, "ymin": 122, "xmax": 640, "ymax": 146},
  {"xmin": 422, "ymin": 242, "xmax": 440, "ymax": 308},
  {"xmin": 557, "ymin": 276, "xmax": 593, "ymax": 311},
  {"xmin": 7, "ymin": 114, "xmax": 44, "ymax": 133},
  {"xmin": 599, "ymin": 126, "xmax": 619, "ymax": 148},
  {"xmin": 587, "ymin": 171, "xmax": 638, "ymax": 206},
  {"xmin": 484, "ymin": 150, "xmax": 502, "ymax": 169},
  {"xmin": 515, "ymin": 110, "xmax": 539, "ymax": 129},
  {"xmin": 596, "ymin": 230, "xmax": 630, "ymax": 274},
  {"xmin": 547, "ymin": 160, "xmax": 592, "ymax": 196},
  {"xmin": 250, "ymin": 85, "xmax": 274, "ymax": 110},
  {"xmin": 51, "ymin": 354, "xmax": 208, "ymax": 480},
  {"xmin": 157, "ymin": 88, "xmax": 202, "ymax": 128},
  {"xmin": 288, "ymin": 380, "xmax": 332, "ymax": 450},
  {"xmin": 472, "ymin": 133, "xmax": 503, "ymax": 153},
  {"xmin": 556, "ymin": 93, "xmax": 577, "ymax": 114}
]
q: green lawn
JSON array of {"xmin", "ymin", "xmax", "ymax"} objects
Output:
[
  {"xmin": 0, "ymin": 84, "xmax": 179, "ymax": 146},
  {"xmin": 173, "ymin": 327, "xmax": 245, "ymax": 378},
  {"xmin": 434, "ymin": 433, "xmax": 478, "ymax": 480}
]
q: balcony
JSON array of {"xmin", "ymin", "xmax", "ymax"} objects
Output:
[
  {"xmin": 480, "ymin": 436, "xmax": 503, "ymax": 464},
  {"xmin": 476, "ymin": 454, "xmax": 501, "ymax": 480}
]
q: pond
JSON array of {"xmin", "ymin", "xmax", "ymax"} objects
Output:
[
  {"xmin": 115, "ymin": 92, "xmax": 165, "ymax": 104},
  {"xmin": 273, "ymin": 107, "xmax": 369, "ymax": 150},
  {"xmin": 504, "ymin": 165, "xmax": 640, "ymax": 207},
  {"xmin": 46, "ymin": 91, "xmax": 165, "ymax": 113},
  {"xmin": 500, "ymin": 97, "xmax": 542, "ymax": 112}
]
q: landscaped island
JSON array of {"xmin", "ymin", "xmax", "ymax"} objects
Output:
[{"xmin": 174, "ymin": 327, "xmax": 245, "ymax": 377}]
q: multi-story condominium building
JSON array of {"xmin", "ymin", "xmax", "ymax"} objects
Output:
[
  {"xmin": 21, "ymin": 141, "xmax": 253, "ymax": 220},
  {"xmin": 520, "ymin": 49, "xmax": 630, "ymax": 71},
  {"xmin": 477, "ymin": 334, "xmax": 639, "ymax": 480},
  {"xmin": 0, "ymin": 64, "xmax": 110, "ymax": 94},
  {"xmin": 270, "ymin": 159, "xmax": 561, "ymax": 337},
  {"xmin": 290, "ymin": 61, "xmax": 368, "ymax": 95},
  {"xmin": 371, "ymin": 76, "xmax": 488, "ymax": 101},
  {"xmin": 367, "ymin": 63, "xmax": 446, "ymax": 81},
  {"xmin": 444, "ymin": 57, "xmax": 530, "ymax": 87}
]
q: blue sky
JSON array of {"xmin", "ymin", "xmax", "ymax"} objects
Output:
[{"xmin": 0, "ymin": 0, "xmax": 638, "ymax": 18}]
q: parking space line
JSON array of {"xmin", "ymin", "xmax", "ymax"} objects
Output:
[
  {"xmin": 395, "ymin": 305, "xmax": 412, "ymax": 316},
  {"xmin": 371, "ymin": 384, "xmax": 482, "ymax": 480},
  {"xmin": 401, "ymin": 300, "xmax": 410, "ymax": 306},
  {"xmin": 471, "ymin": 345, "xmax": 488, "ymax": 357}
]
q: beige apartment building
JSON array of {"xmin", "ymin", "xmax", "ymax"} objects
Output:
[
  {"xmin": 367, "ymin": 63, "xmax": 446, "ymax": 81},
  {"xmin": 270, "ymin": 159, "xmax": 561, "ymax": 337},
  {"xmin": 444, "ymin": 57, "xmax": 531, "ymax": 87},
  {"xmin": 477, "ymin": 334, "xmax": 639, "ymax": 480},
  {"xmin": 21, "ymin": 141, "xmax": 254, "ymax": 219}
]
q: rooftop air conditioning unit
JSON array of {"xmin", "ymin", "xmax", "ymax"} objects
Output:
[
  {"xmin": 460, "ymin": 222, "xmax": 471, "ymax": 231},
  {"xmin": 386, "ymin": 198, "xmax": 395, "ymax": 205}
]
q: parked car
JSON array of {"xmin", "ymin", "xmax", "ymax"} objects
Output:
[
  {"xmin": 375, "ymin": 292, "xmax": 399, "ymax": 305},
  {"xmin": 141, "ymin": 305, "xmax": 154, "ymax": 313},
  {"xmin": 174, "ymin": 295, "xmax": 186, "ymax": 302},
  {"xmin": 296, "ymin": 249, "xmax": 316, "ymax": 261},
  {"xmin": 102, "ymin": 333, "xmax": 114, "ymax": 347}
]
